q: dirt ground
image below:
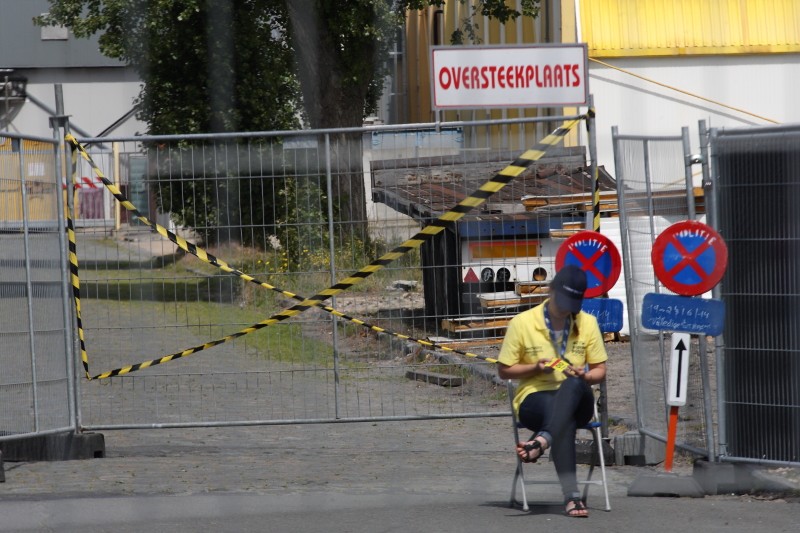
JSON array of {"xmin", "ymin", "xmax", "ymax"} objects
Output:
[{"xmin": 328, "ymin": 293, "xmax": 639, "ymax": 430}]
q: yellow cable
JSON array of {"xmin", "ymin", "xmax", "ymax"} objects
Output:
[{"xmin": 589, "ymin": 57, "xmax": 780, "ymax": 125}]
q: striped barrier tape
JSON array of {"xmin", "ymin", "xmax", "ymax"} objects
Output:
[
  {"xmin": 65, "ymin": 147, "xmax": 91, "ymax": 378},
  {"xmin": 67, "ymin": 117, "xmax": 584, "ymax": 378},
  {"xmin": 62, "ymin": 176, "xmax": 102, "ymax": 189}
]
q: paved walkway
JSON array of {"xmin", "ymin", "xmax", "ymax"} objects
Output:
[
  {"xmin": 2, "ymin": 418, "xmax": 799, "ymax": 532},
  {"xmin": 2, "ymin": 231, "xmax": 799, "ymax": 531}
]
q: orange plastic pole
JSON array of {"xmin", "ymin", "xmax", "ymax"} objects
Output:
[{"xmin": 664, "ymin": 405, "xmax": 679, "ymax": 472}]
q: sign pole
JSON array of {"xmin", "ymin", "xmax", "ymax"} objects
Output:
[
  {"xmin": 632, "ymin": 220, "xmax": 727, "ymax": 497},
  {"xmin": 665, "ymin": 332, "xmax": 691, "ymax": 471},
  {"xmin": 664, "ymin": 406, "xmax": 679, "ymax": 472}
]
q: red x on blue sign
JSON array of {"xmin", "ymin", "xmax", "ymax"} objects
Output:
[
  {"xmin": 555, "ymin": 231, "xmax": 621, "ymax": 298},
  {"xmin": 651, "ymin": 220, "xmax": 728, "ymax": 296}
]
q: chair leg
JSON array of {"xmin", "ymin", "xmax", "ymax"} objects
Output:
[
  {"xmin": 583, "ymin": 461, "xmax": 595, "ymax": 504},
  {"xmin": 507, "ymin": 380, "xmax": 530, "ymax": 512},
  {"xmin": 510, "ymin": 464, "xmax": 518, "ymax": 508},
  {"xmin": 590, "ymin": 426, "xmax": 611, "ymax": 511},
  {"xmin": 510, "ymin": 460, "xmax": 530, "ymax": 512}
]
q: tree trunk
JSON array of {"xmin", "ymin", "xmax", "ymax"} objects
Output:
[{"xmin": 286, "ymin": 1, "xmax": 372, "ymax": 240}]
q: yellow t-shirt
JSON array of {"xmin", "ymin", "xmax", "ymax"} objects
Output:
[{"xmin": 498, "ymin": 300, "xmax": 608, "ymax": 414}]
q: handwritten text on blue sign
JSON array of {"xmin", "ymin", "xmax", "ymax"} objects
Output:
[
  {"xmin": 581, "ymin": 298, "xmax": 624, "ymax": 333},
  {"xmin": 641, "ymin": 293, "xmax": 725, "ymax": 336}
]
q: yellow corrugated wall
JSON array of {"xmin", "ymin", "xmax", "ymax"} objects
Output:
[
  {"xmin": 580, "ymin": 0, "xmax": 800, "ymax": 57},
  {"xmin": 0, "ymin": 138, "xmax": 59, "ymax": 223},
  {"xmin": 403, "ymin": 3, "xmax": 551, "ymax": 149}
]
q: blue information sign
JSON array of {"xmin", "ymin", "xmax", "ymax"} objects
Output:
[
  {"xmin": 641, "ymin": 293, "xmax": 725, "ymax": 336},
  {"xmin": 581, "ymin": 298, "xmax": 624, "ymax": 333}
]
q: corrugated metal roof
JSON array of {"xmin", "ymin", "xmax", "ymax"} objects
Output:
[
  {"xmin": 580, "ymin": 0, "xmax": 800, "ymax": 57},
  {"xmin": 370, "ymin": 147, "xmax": 617, "ymax": 226}
]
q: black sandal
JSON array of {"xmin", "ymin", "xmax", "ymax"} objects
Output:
[
  {"xmin": 565, "ymin": 497, "xmax": 589, "ymax": 518},
  {"xmin": 517, "ymin": 437, "xmax": 545, "ymax": 463}
]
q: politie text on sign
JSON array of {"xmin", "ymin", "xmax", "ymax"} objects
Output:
[{"xmin": 431, "ymin": 44, "xmax": 588, "ymax": 110}]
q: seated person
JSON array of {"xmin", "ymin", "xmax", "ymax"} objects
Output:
[{"xmin": 497, "ymin": 265, "xmax": 608, "ymax": 518}]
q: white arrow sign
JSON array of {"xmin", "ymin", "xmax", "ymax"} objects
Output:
[{"xmin": 668, "ymin": 333, "xmax": 691, "ymax": 406}]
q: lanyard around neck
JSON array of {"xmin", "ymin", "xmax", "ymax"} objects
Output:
[{"xmin": 544, "ymin": 303, "xmax": 572, "ymax": 360}]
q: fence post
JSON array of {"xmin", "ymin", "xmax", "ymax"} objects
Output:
[
  {"xmin": 18, "ymin": 140, "xmax": 40, "ymax": 432},
  {"xmin": 50, "ymin": 84, "xmax": 79, "ymax": 432},
  {"xmin": 587, "ymin": 96, "xmax": 610, "ymax": 438},
  {"xmin": 700, "ymin": 120, "xmax": 726, "ymax": 460},
  {"xmin": 324, "ymin": 132, "xmax": 342, "ymax": 418}
]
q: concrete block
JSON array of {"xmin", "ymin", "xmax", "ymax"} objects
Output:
[
  {"xmin": 614, "ymin": 431, "xmax": 666, "ymax": 466},
  {"xmin": 692, "ymin": 460, "xmax": 798, "ymax": 495},
  {"xmin": 0, "ymin": 431, "xmax": 105, "ymax": 462},
  {"xmin": 576, "ymin": 438, "xmax": 615, "ymax": 466},
  {"xmin": 0, "ymin": 449, "xmax": 4, "ymax": 483},
  {"xmin": 692, "ymin": 460, "xmax": 738, "ymax": 495},
  {"xmin": 628, "ymin": 472, "xmax": 705, "ymax": 498}
]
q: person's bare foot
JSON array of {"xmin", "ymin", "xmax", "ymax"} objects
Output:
[
  {"xmin": 515, "ymin": 435, "xmax": 548, "ymax": 463},
  {"xmin": 565, "ymin": 497, "xmax": 589, "ymax": 518}
]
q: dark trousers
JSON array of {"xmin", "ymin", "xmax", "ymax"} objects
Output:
[{"xmin": 517, "ymin": 376, "xmax": 595, "ymax": 500}]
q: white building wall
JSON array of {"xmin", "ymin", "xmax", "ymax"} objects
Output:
[
  {"xmin": 12, "ymin": 68, "xmax": 145, "ymax": 139},
  {"xmin": 580, "ymin": 54, "xmax": 800, "ymax": 179}
]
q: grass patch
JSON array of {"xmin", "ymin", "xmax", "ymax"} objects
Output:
[
  {"xmin": 82, "ymin": 245, "xmax": 423, "ymax": 312},
  {"xmin": 85, "ymin": 297, "xmax": 334, "ymax": 367},
  {"xmin": 174, "ymin": 300, "xmax": 335, "ymax": 366}
]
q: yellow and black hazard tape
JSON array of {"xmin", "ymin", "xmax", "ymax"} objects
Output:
[
  {"xmin": 65, "ymin": 147, "xmax": 91, "ymax": 379},
  {"xmin": 68, "ymin": 117, "xmax": 583, "ymax": 379},
  {"xmin": 91, "ymin": 311, "xmax": 500, "ymax": 380},
  {"xmin": 65, "ymin": 133, "xmax": 503, "ymax": 375},
  {"xmin": 66, "ymin": 133, "xmax": 409, "ymax": 322}
]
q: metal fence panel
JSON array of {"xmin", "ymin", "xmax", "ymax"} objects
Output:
[
  {"xmin": 69, "ymin": 117, "xmax": 609, "ymax": 429},
  {"xmin": 612, "ymin": 128, "xmax": 711, "ymax": 456},
  {"xmin": 0, "ymin": 133, "xmax": 74, "ymax": 441},
  {"xmin": 711, "ymin": 125, "xmax": 800, "ymax": 465}
]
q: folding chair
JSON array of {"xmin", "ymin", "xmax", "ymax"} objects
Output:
[{"xmin": 507, "ymin": 380, "xmax": 611, "ymax": 512}]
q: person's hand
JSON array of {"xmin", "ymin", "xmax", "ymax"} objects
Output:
[
  {"xmin": 569, "ymin": 365, "xmax": 599, "ymax": 384},
  {"xmin": 536, "ymin": 358, "xmax": 556, "ymax": 375},
  {"xmin": 568, "ymin": 364, "xmax": 587, "ymax": 380}
]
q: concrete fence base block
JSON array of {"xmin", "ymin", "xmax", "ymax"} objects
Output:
[
  {"xmin": 692, "ymin": 460, "xmax": 798, "ymax": 495},
  {"xmin": 0, "ymin": 450, "xmax": 5, "ymax": 483},
  {"xmin": 0, "ymin": 432, "xmax": 105, "ymax": 462},
  {"xmin": 613, "ymin": 431, "xmax": 666, "ymax": 466},
  {"xmin": 576, "ymin": 437, "xmax": 616, "ymax": 466},
  {"xmin": 628, "ymin": 472, "xmax": 705, "ymax": 498}
]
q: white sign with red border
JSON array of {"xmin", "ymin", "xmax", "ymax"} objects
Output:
[{"xmin": 431, "ymin": 44, "xmax": 588, "ymax": 110}]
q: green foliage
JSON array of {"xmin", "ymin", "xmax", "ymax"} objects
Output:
[
  {"xmin": 36, "ymin": 1, "xmax": 300, "ymax": 134},
  {"xmin": 37, "ymin": 0, "xmax": 541, "ymax": 130},
  {"xmin": 37, "ymin": 0, "xmax": 540, "ymax": 239},
  {"xmin": 447, "ymin": 0, "xmax": 542, "ymax": 44},
  {"xmin": 400, "ymin": 0, "xmax": 541, "ymax": 45},
  {"xmin": 146, "ymin": 139, "xmax": 329, "ymax": 249},
  {"xmin": 272, "ymin": 174, "xmax": 329, "ymax": 267}
]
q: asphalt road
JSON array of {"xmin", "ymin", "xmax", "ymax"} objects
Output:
[
  {"xmin": 2, "ymin": 419, "xmax": 799, "ymax": 532},
  {"xmin": 2, "ymin": 491, "xmax": 799, "ymax": 533},
  {"xmin": 2, "ymin": 234, "xmax": 799, "ymax": 532}
]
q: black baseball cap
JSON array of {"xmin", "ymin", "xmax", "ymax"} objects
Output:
[{"xmin": 550, "ymin": 265, "xmax": 587, "ymax": 314}]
